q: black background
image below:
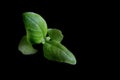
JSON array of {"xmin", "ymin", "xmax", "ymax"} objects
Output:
[{"xmin": 1, "ymin": 0, "xmax": 113, "ymax": 79}]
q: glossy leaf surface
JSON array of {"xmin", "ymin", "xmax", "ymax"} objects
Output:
[
  {"xmin": 43, "ymin": 41, "xmax": 76, "ymax": 65},
  {"xmin": 23, "ymin": 12, "xmax": 47, "ymax": 44}
]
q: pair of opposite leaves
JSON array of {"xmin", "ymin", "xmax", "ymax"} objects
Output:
[{"xmin": 18, "ymin": 12, "xmax": 76, "ymax": 65}]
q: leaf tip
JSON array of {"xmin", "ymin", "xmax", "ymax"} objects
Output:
[{"xmin": 65, "ymin": 57, "xmax": 77, "ymax": 65}]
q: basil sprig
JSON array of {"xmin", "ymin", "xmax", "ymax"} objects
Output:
[{"xmin": 18, "ymin": 12, "xmax": 77, "ymax": 65}]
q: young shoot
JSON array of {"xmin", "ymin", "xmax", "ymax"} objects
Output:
[{"xmin": 18, "ymin": 12, "xmax": 77, "ymax": 65}]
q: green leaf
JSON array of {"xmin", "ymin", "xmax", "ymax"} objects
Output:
[
  {"xmin": 23, "ymin": 12, "xmax": 47, "ymax": 44},
  {"xmin": 47, "ymin": 29, "xmax": 63, "ymax": 42},
  {"xmin": 43, "ymin": 41, "xmax": 76, "ymax": 65},
  {"xmin": 18, "ymin": 36, "xmax": 37, "ymax": 55}
]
